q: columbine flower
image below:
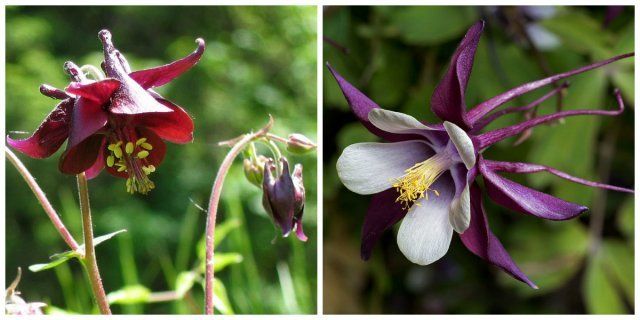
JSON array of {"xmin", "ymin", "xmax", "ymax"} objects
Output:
[
  {"xmin": 262, "ymin": 157, "xmax": 307, "ymax": 241},
  {"xmin": 7, "ymin": 29, "xmax": 205, "ymax": 194},
  {"xmin": 328, "ymin": 20, "xmax": 633, "ymax": 287}
]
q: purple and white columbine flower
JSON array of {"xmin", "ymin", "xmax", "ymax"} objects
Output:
[{"xmin": 328, "ymin": 20, "xmax": 633, "ymax": 288}]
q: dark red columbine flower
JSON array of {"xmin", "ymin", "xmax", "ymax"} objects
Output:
[
  {"xmin": 7, "ymin": 30, "xmax": 205, "ymax": 194},
  {"xmin": 262, "ymin": 157, "xmax": 307, "ymax": 241}
]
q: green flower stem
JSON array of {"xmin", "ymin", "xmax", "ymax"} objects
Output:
[
  {"xmin": 260, "ymin": 138, "xmax": 283, "ymax": 176},
  {"xmin": 205, "ymin": 116, "xmax": 273, "ymax": 315},
  {"xmin": 77, "ymin": 173, "xmax": 111, "ymax": 315},
  {"xmin": 5, "ymin": 148, "xmax": 80, "ymax": 251}
]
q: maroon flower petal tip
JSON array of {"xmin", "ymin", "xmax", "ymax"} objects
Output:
[
  {"xmin": 460, "ymin": 183, "xmax": 537, "ymax": 288},
  {"xmin": 430, "ymin": 20, "xmax": 484, "ymax": 129},
  {"xmin": 65, "ymin": 79, "xmax": 121, "ymax": 103},
  {"xmin": 6, "ymin": 99, "xmax": 73, "ymax": 159},
  {"xmin": 40, "ymin": 84, "xmax": 70, "ymax": 100},
  {"xmin": 295, "ymin": 221, "xmax": 308, "ymax": 242},
  {"xmin": 129, "ymin": 37, "xmax": 206, "ymax": 89},
  {"xmin": 468, "ymin": 52, "xmax": 634, "ymax": 123},
  {"xmin": 85, "ymin": 140, "xmax": 106, "ymax": 179}
]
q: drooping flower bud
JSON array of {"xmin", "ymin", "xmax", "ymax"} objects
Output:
[
  {"xmin": 262, "ymin": 157, "xmax": 307, "ymax": 241},
  {"xmin": 5, "ymin": 268, "xmax": 46, "ymax": 315},
  {"xmin": 285, "ymin": 133, "xmax": 316, "ymax": 154},
  {"xmin": 243, "ymin": 155, "xmax": 269, "ymax": 187}
]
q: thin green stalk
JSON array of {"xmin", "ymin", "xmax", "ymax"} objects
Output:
[{"xmin": 77, "ymin": 173, "xmax": 111, "ymax": 315}]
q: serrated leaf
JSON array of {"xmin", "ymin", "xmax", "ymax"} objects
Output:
[
  {"xmin": 213, "ymin": 278, "xmax": 234, "ymax": 315},
  {"xmin": 107, "ymin": 284, "xmax": 151, "ymax": 305},
  {"xmin": 175, "ymin": 271, "xmax": 198, "ymax": 297}
]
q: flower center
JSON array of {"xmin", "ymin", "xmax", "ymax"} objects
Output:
[
  {"xmin": 391, "ymin": 152, "xmax": 452, "ymax": 209},
  {"xmin": 106, "ymin": 137, "xmax": 156, "ymax": 194}
]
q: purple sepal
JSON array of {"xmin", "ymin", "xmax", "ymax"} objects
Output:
[
  {"xmin": 431, "ymin": 20, "xmax": 484, "ymax": 130},
  {"xmin": 460, "ymin": 183, "xmax": 537, "ymax": 288},
  {"xmin": 478, "ymin": 157, "xmax": 587, "ymax": 221}
]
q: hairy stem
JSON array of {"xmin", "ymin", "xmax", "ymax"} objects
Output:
[
  {"xmin": 205, "ymin": 116, "xmax": 273, "ymax": 314},
  {"xmin": 5, "ymin": 148, "xmax": 80, "ymax": 251},
  {"xmin": 77, "ymin": 173, "xmax": 111, "ymax": 315}
]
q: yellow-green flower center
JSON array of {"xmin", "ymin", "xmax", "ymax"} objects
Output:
[
  {"xmin": 106, "ymin": 137, "xmax": 156, "ymax": 194},
  {"xmin": 391, "ymin": 152, "xmax": 450, "ymax": 209}
]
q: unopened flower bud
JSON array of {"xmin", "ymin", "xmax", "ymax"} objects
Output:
[
  {"xmin": 262, "ymin": 157, "xmax": 307, "ymax": 241},
  {"xmin": 243, "ymin": 155, "xmax": 269, "ymax": 187},
  {"xmin": 286, "ymin": 133, "xmax": 316, "ymax": 154}
]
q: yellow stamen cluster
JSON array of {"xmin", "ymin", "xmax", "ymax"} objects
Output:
[
  {"xmin": 391, "ymin": 153, "xmax": 449, "ymax": 209},
  {"xmin": 106, "ymin": 137, "xmax": 156, "ymax": 194}
]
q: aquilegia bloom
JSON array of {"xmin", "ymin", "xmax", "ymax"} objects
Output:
[
  {"xmin": 7, "ymin": 30, "xmax": 204, "ymax": 194},
  {"xmin": 328, "ymin": 20, "xmax": 633, "ymax": 288}
]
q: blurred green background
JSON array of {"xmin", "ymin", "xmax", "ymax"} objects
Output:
[
  {"xmin": 6, "ymin": 6, "xmax": 317, "ymax": 314},
  {"xmin": 323, "ymin": 6, "xmax": 633, "ymax": 314}
]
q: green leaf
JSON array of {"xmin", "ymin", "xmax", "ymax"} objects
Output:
[
  {"xmin": 199, "ymin": 252, "xmax": 244, "ymax": 273},
  {"xmin": 29, "ymin": 250, "xmax": 80, "ymax": 272},
  {"xmin": 616, "ymin": 197, "xmax": 634, "ymax": 239},
  {"xmin": 540, "ymin": 11, "xmax": 613, "ymax": 57},
  {"xmin": 601, "ymin": 240, "xmax": 634, "ymax": 305},
  {"xmin": 214, "ymin": 219, "xmax": 241, "ymax": 247},
  {"xmin": 385, "ymin": 6, "xmax": 477, "ymax": 45},
  {"xmin": 45, "ymin": 305, "xmax": 79, "ymax": 315},
  {"xmin": 213, "ymin": 278, "xmax": 234, "ymax": 315},
  {"xmin": 175, "ymin": 271, "xmax": 198, "ymax": 298},
  {"xmin": 502, "ymin": 220, "xmax": 588, "ymax": 294},
  {"xmin": 107, "ymin": 284, "xmax": 151, "ymax": 305},
  {"xmin": 29, "ymin": 229, "xmax": 126, "ymax": 273},
  {"xmin": 583, "ymin": 248, "xmax": 626, "ymax": 314}
]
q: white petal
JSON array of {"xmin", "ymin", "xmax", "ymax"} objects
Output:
[
  {"xmin": 368, "ymin": 108, "xmax": 432, "ymax": 133},
  {"xmin": 449, "ymin": 182, "xmax": 471, "ymax": 233},
  {"xmin": 443, "ymin": 121, "xmax": 476, "ymax": 169},
  {"xmin": 397, "ymin": 195, "xmax": 454, "ymax": 265},
  {"xmin": 337, "ymin": 140, "xmax": 432, "ymax": 195}
]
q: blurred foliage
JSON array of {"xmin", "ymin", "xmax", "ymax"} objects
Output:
[
  {"xmin": 323, "ymin": 6, "xmax": 633, "ymax": 314},
  {"xmin": 5, "ymin": 6, "xmax": 316, "ymax": 314}
]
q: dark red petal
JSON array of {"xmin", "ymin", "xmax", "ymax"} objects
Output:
[
  {"xmin": 85, "ymin": 139, "xmax": 106, "ymax": 179},
  {"xmin": 133, "ymin": 98, "xmax": 194, "ymax": 144},
  {"xmin": 459, "ymin": 183, "xmax": 537, "ymax": 288},
  {"xmin": 129, "ymin": 38, "xmax": 205, "ymax": 89},
  {"xmin": 67, "ymin": 98, "xmax": 109, "ymax": 149},
  {"xmin": 58, "ymin": 134, "xmax": 104, "ymax": 175},
  {"xmin": 7, "ymin": 99, "xmax": 73, "ymax": 159},
  {"xmin": 478, "ymin": 158, "xmax": 587, "ymax": 220},
  {"xmin": 431, "ymin": 20, "xmax": 484, "ymax": 129},
  {"xmin": 361, "ymin": 188, "xmax": 408, "ymax": 260},
  {"xmin": 65, "ymin": 79, "xmax": 120, "ymax": 103}
]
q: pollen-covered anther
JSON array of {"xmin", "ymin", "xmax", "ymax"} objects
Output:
[
  {"xmin": 106, "ymin": 137, "xmax": 156, "ymax": 194},
  {"xmin": 391, "ymin": 152, "xmax": 450, "ymax": 209}
]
